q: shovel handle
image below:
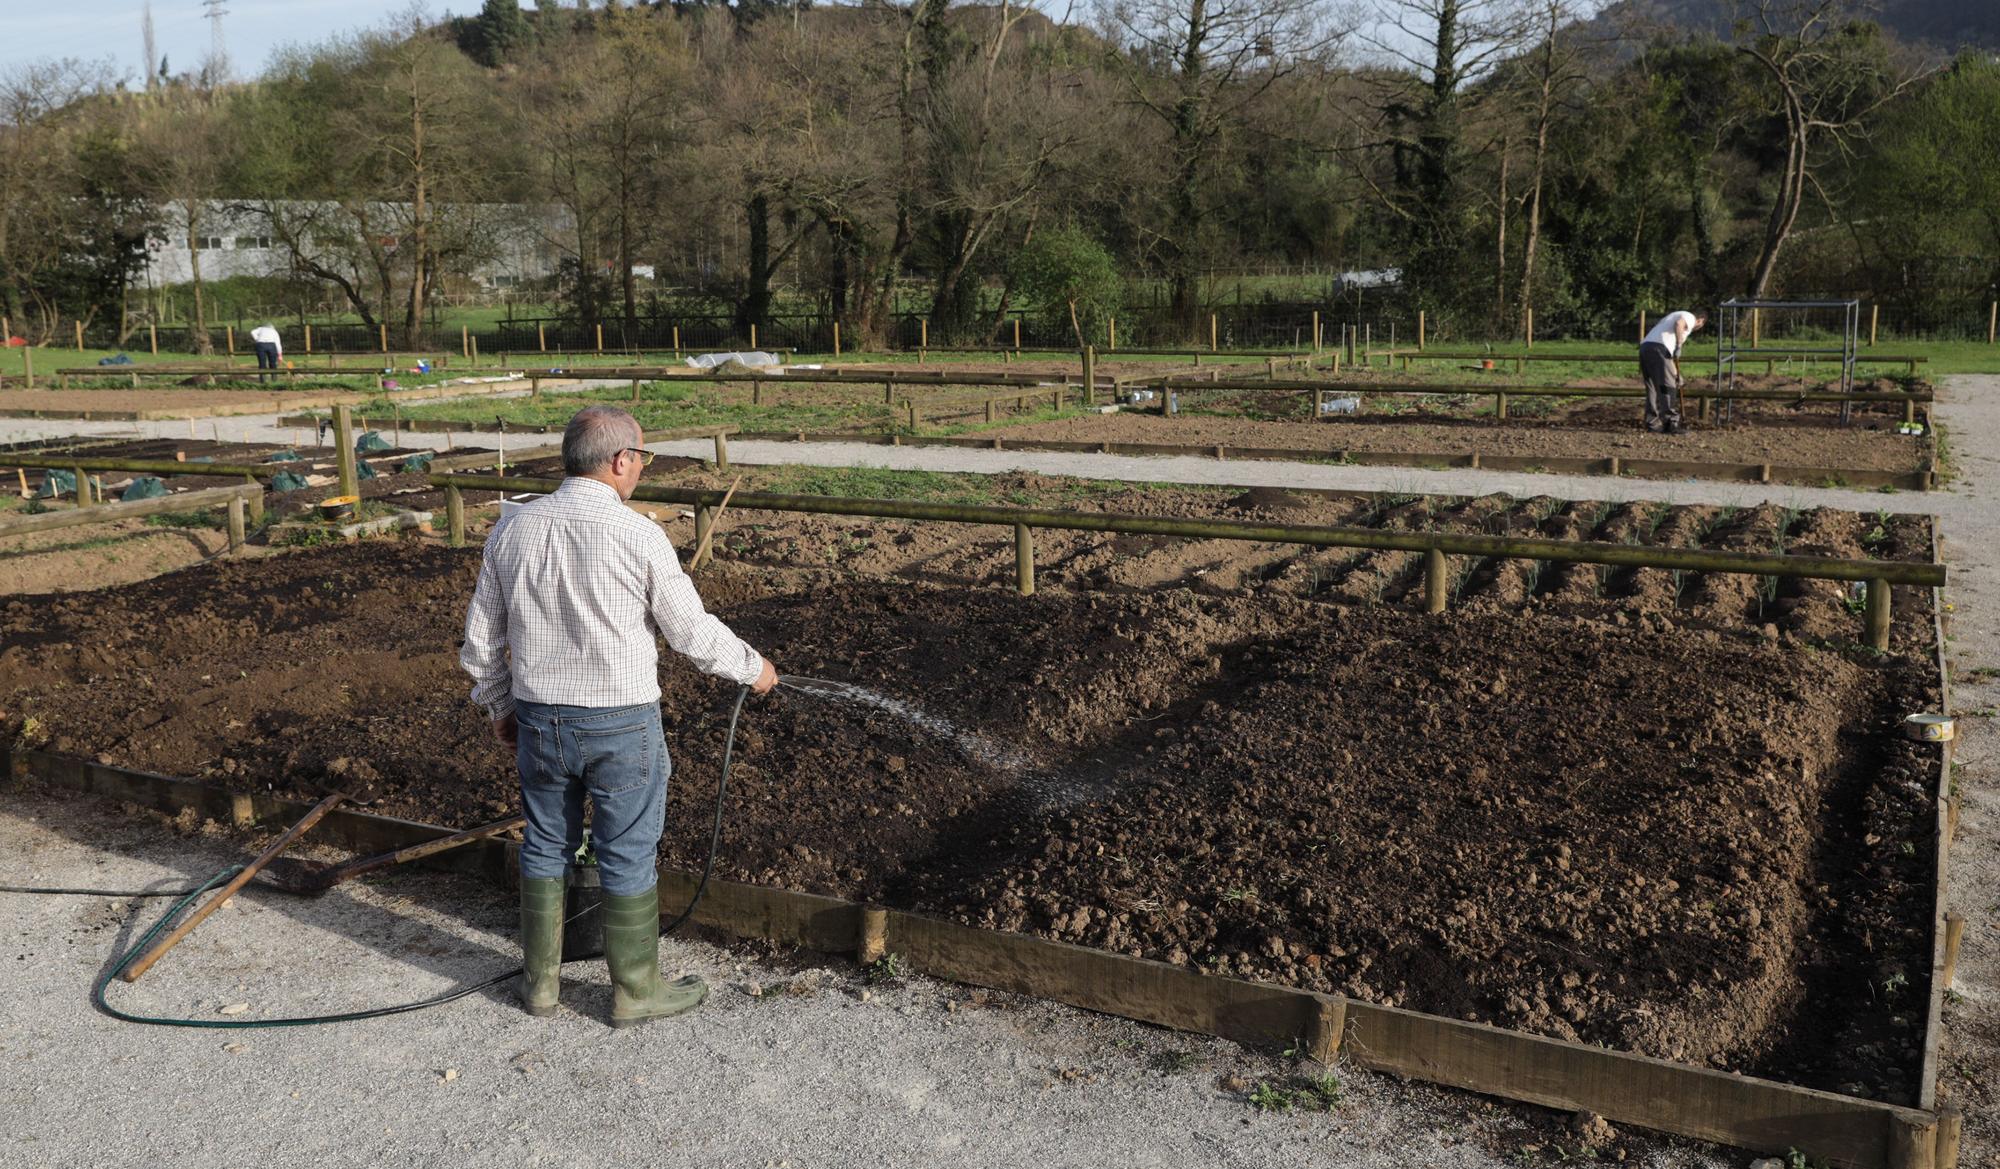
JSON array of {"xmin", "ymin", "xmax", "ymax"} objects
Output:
[
  {"xmin": 315, "ymin": 815, "xmax": 527, "ymax": 887},
  {"xmin": 120, "ymin": 790, "xmax": 347, "ymax": 982}
]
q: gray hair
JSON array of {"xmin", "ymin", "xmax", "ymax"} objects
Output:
[{"xmin": 562, "ymin": 406, "xmax": 641, "ymax": 476}]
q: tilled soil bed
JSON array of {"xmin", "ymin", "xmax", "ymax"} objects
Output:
[
  {"xmin": 991, "ymin": 403, "xmax": 1929, "ymax": 478},
  {"xmin": 0, "ymin": 533, "xmax": 1939, "ymax": 1105}
]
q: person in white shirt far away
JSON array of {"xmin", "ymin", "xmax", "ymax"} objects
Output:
[
  {"xmin": 1638, "ymin": 310, "xmax": 1704, "ymax": 433},
  {"xmin": 248, "ymin": 323, "xmax": 282, "ymax": 383},
  {"xmin": 460, "ymin": 405, "xmax": 778, "ymax": 1027}
]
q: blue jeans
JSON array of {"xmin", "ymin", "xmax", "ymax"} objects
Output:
[{"xmin": 513, "ymin": 700, "xmax": 669, "ymax": 897}]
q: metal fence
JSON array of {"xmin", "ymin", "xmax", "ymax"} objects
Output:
[{"xmin": 51, "ymin": 297, "xmax": 2000, "ymax": 358}]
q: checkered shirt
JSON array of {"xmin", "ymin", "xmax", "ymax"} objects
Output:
[{"xmin": 460, "ymin": 476, "xmax": 764, "ymax": 721}]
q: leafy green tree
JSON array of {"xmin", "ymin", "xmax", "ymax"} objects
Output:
[
  {"xmin": 1010, "ymin": 223, "xmax": 1121, "ymax": 348},
  {"xmin": 469, "ymin": 0, "xmax": 535, "ymax": 67}
]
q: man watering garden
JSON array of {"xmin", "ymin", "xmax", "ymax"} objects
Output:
[{"xmin": 459, "ymin": 405, "xmax": 778, "ymax": 1026}]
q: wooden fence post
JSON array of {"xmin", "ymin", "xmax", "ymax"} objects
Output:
[
  {"xmin": 1417, "ymin": 310, "xmax": 1426, "ymax": 350},
  {"xmin": 1749, "ymin": 308, "xmax": 1760, "ymax": 349},
  {"xmin": 227, "ymin": 325, "xmax": 237, "ymax": 356},
  {"xmin": 1865, "ymin": 577, "xmax": 1891, "ymax": 651},
  {"xmin": 833, "ymin": 320, "xmax": 841, "ymax": 356},
  {"xmin": 595, "ymin": 323, "xmax": 604, "ymax": 354},
  {"xmin": 1107, "ymin": 317, "xmax": 1115, "ymax": 350},
  {"xmin": 462, "ymin": 326, "xmax": 470, "ymax": 359},
  {"xmin": 1423, "ymin": 547, "xmax": 1447, "ymax": 614},
  {"xmin": 303, "ymin": 324, "xmax": 312, "ymax": 354},
  {"xmin": 22, "ymin": 346, "xmax": 32, "ymax": 388},
  {"xmin": 1989, "ymin": 301, "xmax": 1997, "ymax": 344},
  {"xmin": 242, "ymin": 475, "xmax": 264, "ymax": 524},
  {"xmin": 538, "ymin": 323, "xmax": 547, "ymax": 353},
  {"xmin": 1312, "ymin": 310, "xmax": 1321, "ymax": 353},
  {"xmin": 1639, "ymin": 310, "xmax": 1647, "ymax": 342},
  {"xmin": 1082, "ymin": 346, "xmax": 1096, "ymax": 407},
  {"xmin": 1210, "ymin": 314, "xmax": 1218, "ymax": 351},
  {"xmin": 1015, "ymin": 523, "xmax": 1035, "ymax": 596},
  {"xmin": 1943, "ymin": 911, "xmax": 1965, "ymax": 989},
  {"xmin": 446, "ymin": 486, "xmax": 465, "ymax": 547},
  {"xmin": 149, "ymin": 325, "xmax": 158, "ymax": 355},
  {"xmin": 750, "ymin": 323, "xmax": 758, "ymax": 350},
  {"xmin": 74, "ymin": 320, "xmax": 84, "ymax": 351},
  {"xmin": 1014, "ymin": 317, "xmax": 1022, "ymax": 350},
  {"xmin": 672, "ymin": 325, "xmax": 680, "ymax": 357},
  {"xmin": 1868, "ymin": 304, "xmax": 1879, "ymax": 347},
  {"xmin": 920, "ymin": 318, "xmax": 929, "ymax": 351},
  {"xmin": 1524, "ymin": 306, "xmax": 1534, "ymax": 349},
  {"xmin": 712, "ymin": 432, "xmax": 730, "ymax": 471},
  {"xmin": 333, "ymin": 405, "xmax": 358, "ymax": 501},
  {"xmin": 379, "ymin": 323, "xmax": 388, "ymax": 353},
  {"xmin": 227, "ymin": 496, "xmax": 245, "ymax": 550},
  {"xmin": 72, "ymin": 466, "xmax": 90, "ymax": 506}
]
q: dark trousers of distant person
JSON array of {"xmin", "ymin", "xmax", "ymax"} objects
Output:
[
  {"xmin": 255, "ymin": 341, "xmax": 280, "ymax": 384},
  {"xmin": 1639, "ymin": 341, "xmax": 1680, "ymax": 433}
]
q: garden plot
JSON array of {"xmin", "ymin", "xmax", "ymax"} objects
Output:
[{"xmin": 0, "ymin": 498, "xmax": 1940, "ymax": 1104}]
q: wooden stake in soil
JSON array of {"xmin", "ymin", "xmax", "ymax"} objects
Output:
[
  {"xmin": 333, "ymin": 404, "xmax": 359, "ymax": 501},
  {"xmin": 446, "ymin": 486, "xmax": 465, "ymax": 547},
  {"xmin": 1417, "ymin": 310, "xmax": 1426, "ymax": 350},
  {"xmin": 1887, "ymin": 1112, "xmax": 1937, "ymax": 1169},
  {"xmin": 1082, "ymin": 346, "xmax": 1096, "ymax": 407},
  {"xmin": 1424, "ymin": 547, "xmax": 1448, "ymax": 614},
  {"xmin": 149, "ymin": 324, "xmax": 158, "ymax": 355},
  {"xmin": 688, "ymin": 476, "xmax": 741, "ymax": 571},
  {"xmin": 1942, "ymin": 911, "xmax": 1965, "ymax": 990},
  {"xmin": 226, "ymin": 496, "xmax": 245, "ymax": 550},
  {"xmin": 857, "ymin": 907, "xmax": 888, "ymax": 964},
  {"xmin": 72, "ymin": 465, "xmax": 90, "ymax": 506},
  {"xmin": 119, "ymin": 790, "xmax": 347, "ymax": 982},
  {"xmin": 1869, "ymin": 304, "xmax": 1879, "ymax": 347},
  {"xmin": 74, "ymin": 320, "xmax": 83, "ymax": 351},
  {"xmin": 303, "ymin": 324, "xmax": 312, "ymax": 354},
  {"xmin": 1015, "ymin": 523, "xmax": 1035, "ymax": 596},
  {"xmin": 380, "ymin": 323, "xmax": 388, "ymax": 353},
  {"xmin": 596, "ymin": 323, "xmax": 604, "ymax": 354},
  {"xmin": 712, "ymin": 432, "xmax": 729, "ymax": 471},
  {"xmin": 1935, "ymin": 1107, "xmax": 1962, "ymax": 1169},
  {"xmin": 1865, "ymin": 577, "xmax": 1891, "ymax": 651},
  {"xmin": 833, "ymin": 321, "xmax": 841, "ymax": 356}
]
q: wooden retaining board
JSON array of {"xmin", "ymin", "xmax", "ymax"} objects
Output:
[
  {"xmin": 734, "ymin": 430, "xmax": 1936, "ymax": 491},
  {"xmin": 1918, "ymin": 520, "xmax": 1953, "ymax": 1113},
  {"xmin": 1, "ymin": 747, "xmax": 1951, "ymax": 1168}
]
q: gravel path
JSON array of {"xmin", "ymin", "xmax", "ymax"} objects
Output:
[{"xmin": 0, "ymin": 783, "xmax": 1724, "ymax": 1169}]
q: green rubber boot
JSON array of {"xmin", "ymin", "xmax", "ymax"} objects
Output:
[
  {"xmin": 604, "ymin": 886, "xmax": 707, "ymax": 1029},
  {"xmin": 518, "ymin": 876, "xmax": 566, "ymax": 1017}
]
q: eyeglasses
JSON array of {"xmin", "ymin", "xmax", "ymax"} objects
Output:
[{"xmin": 621, "ymin": 447, "xmax": 656, "ymax": 467}]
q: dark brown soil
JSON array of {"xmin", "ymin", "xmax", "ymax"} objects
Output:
[
  {"xmin": 993, "ymin": 407, "xmax": 1928, "ymax": 477},
  {"xmin": 0, "ymin": 508, "xmax": 1940, "ymax": 1105}
]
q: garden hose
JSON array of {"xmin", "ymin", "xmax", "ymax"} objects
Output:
[{"xmin": 7, "ymin": 682, "xmax": 756, "ymax": 1029}]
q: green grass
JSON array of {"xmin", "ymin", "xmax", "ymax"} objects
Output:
[{"xmin": 143, "ymin": 509, "xmax": 222, "ymax": 529}]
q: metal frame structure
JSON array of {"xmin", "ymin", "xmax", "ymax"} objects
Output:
[{"xmin": 1716, "ymin": 298, "xmax": 1861, "ymax": 423}]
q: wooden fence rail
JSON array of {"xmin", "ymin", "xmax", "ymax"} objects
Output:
[
  {"xmin": 432, "ymin": 474, "xmax": 1942, "ymax": 648},
  {"xmin": 0, "ymin": 483, "xmax": 260, "ymax": 548}
]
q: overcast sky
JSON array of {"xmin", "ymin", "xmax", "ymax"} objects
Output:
[{"xmin": 0, "ymin": 0, "xmax": 446, "ymax": 80}]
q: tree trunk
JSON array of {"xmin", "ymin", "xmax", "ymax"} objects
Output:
[
  {"xmin": 740, "ymin": 192, "xmax": 772, "ymax": 337},
  {"xmin": 403, "ymin": 98, "xmax": 430, "ymax": 351},
  {"xmin": 186, "ymin": 201, "xmax": 213, "ymax": 356},
  {"xmin": 1495, "ymin": 137, "xmax": 1510, "ymax": 329}
]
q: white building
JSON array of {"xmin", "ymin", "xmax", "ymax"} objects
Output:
[{"xmin": 138, "ymin": 200, "xmax": 576, "ymax": 292}]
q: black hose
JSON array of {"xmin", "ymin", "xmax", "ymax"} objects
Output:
[{"xmin": 6, "ymin": 682, "xmax": 755, "ymax": 1029}]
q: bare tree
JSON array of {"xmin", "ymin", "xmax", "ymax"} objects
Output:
[
  {"xmin": 132, "ymin": 83, "xmax": 236, "ymax": 354},
  {"xmin": 1104, "ymin": 0, "xmax": 1350, "ymax": 327},
  {"xmin": 1732, "ymin": 0, "xmax": 1926, "ymax": 298},
  {"xmin": 1352, "ymin": 0, "xmax": 1526, "ymax": 310},
  {"xmin": 1510, "ymin": 0, "xmax": 1601, "ymax": 326}
]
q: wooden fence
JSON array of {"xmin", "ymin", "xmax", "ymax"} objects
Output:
[{"xmin": 431, "ymin": 474, "xmax": 1943, "ymax": 650}]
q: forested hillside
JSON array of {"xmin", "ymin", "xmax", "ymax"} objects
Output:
[{"xmin": 1, "ymin": 0, "xmax": 1994, "ymax": 349}]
